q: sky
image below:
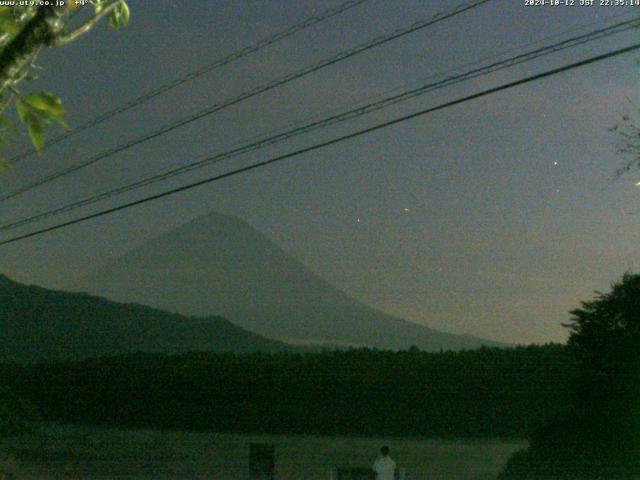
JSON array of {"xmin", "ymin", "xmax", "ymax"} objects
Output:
[{"xmin": 0, "ymin": 0, "xmax": 639, "ymax": 344}]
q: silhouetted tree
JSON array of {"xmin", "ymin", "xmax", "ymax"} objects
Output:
[{"xmin": 501, "ymin": 273, "xmax": 640, "ymax": 479}]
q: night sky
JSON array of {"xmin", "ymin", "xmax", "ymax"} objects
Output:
[{"xmin": 0, "ymin": 0, "xmax": 639, "ymax": 344}]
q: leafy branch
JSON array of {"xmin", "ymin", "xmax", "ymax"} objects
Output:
[
  {"xmin": 0, "ymin": 0, "xmax": 130, "ymax": 161},
  {"xmin": 51, "ymin": 0, "xmax": 129, "ymax": 47}
]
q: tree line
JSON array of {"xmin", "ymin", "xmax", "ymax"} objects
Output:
[{"xmin": 0, "ymin": 344, "xmax": 573, "ymax": 439}]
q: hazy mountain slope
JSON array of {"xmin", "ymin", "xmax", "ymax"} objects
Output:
[
  {"xmin": 0, "ymin": 274, "xmax": 293, "ymax": 362},
  {"xmin": 72, "ymin": 212, "xmax": 505, "ymax": 351}
]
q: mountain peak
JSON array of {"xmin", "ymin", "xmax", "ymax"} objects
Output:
[
  {"xmin": 74, "ymin": 211, "xmax": 506, "ymax": 351},
  {"xmin": 176, "ymin": 211, "xmax": 252, "ymax": 232}
]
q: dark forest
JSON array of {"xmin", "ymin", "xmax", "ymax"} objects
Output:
[{"xmin": 1, "ymin": 344, "xmax": 572, "ymax": 439}]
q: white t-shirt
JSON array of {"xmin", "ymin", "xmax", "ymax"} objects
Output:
[{"xmin": 372, "ymin": 455, "xmax": 396, "ymax": 480}]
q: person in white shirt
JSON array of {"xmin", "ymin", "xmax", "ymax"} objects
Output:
[{"xmin": 372, "ymin": 445, "xmax": 396, "ymax": 480}]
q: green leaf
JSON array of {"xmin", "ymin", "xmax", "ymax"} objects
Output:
[
  {"xmin": 22, "ymin": 92, "xmax": 64, "ymax": 117},
  {"xmin": 15, "ymin": 99, "xmax": 28, "ymax": 123},
  {"xmin": 108, "ymin": 9, "xmax": 120, "ymax": 29},
  {"xmin": 51, "ymin": 115, "xmax": 70, "ymax": 130},
  {"xmin": 119, "ymin": 1, "xmax": 130, "ymax": 26},
  {"xmin": 24, "ymin": 111, "xmax": 44, "ymax": 151},
  {"xmin": 108, "ymin": 1, "xmax": 130, "ymax": 30}
]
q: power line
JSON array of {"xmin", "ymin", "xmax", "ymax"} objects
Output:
[
  {"xmin": 1, "ymin": 41, "xmax": 638, "ymax": 247},
  {"xmin": 1, "ymin": 15, "xmax": 637, "ymax": 233},
  {"xmin": 0, "ymin": 0, "xmax": 492, "ymax": 204},
  {"xmin": 4, "ymin": 0, "xmax": 371, "ymax": 164}
]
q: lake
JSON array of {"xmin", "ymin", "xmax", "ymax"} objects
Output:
[{"xmin": 1, "ymin": 424, "xmax": 526, "ymax": 479}]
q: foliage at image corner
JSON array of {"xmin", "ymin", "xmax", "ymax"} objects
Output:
[
  {"xmin": 498, "ymin": 272, "xmax": 640, "ymax": 479},
  {"xmin": 0, "ymin": 0, "xmax": 130, "ymax": 164},
  {"xmin": 610, "ymin": 106, "xmax": 640, "ymax": 182}
]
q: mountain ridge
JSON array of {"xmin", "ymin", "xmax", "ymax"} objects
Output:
[
  {"xmin": 0, "ymin": 273, "xmax": 295, "ymax": 362},
  {"xmin": 72, "ymin": 211, "xmax": 507, "ymax": 351}
]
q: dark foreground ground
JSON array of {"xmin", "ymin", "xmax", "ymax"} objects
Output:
[{"xmin": 0, "ymin": 423, "xmax": 525, "ymax": 479}]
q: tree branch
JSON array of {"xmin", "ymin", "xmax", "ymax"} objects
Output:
[
  {"xmin": 0, "ymin": 8, "xmax": 38, "ymax": 47},
  {"xmin": 50, "ymin": 0, "xmax": 121, "ymax": 47},
  {"xmin": 0, "ymin": 6, "xmax": 66, "ymax": 96}
]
